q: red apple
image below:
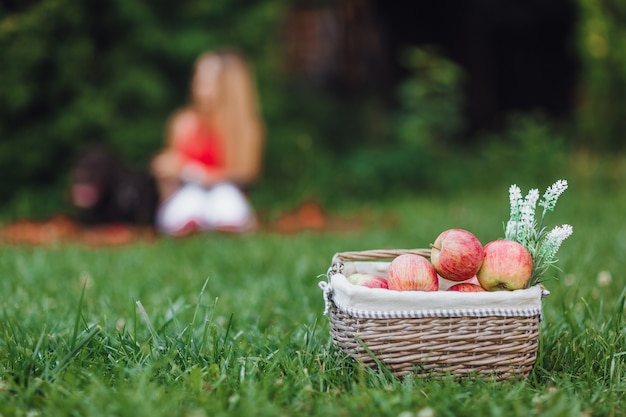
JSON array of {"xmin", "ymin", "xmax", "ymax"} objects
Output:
[
  {"xmin": 387, "ymin": 254, "xmax": 438, "ymax": 291},
  {"xmin": 430, "ymin": 228, "xmax": 484, "ymax": 282},
  {"xmin": 477, "ymin": 240, "xmax": 534, "ymax": 291},
  {"xmin": 447, "ymin": 283, "xmax": 486, "ymax": 292},
  {"xmin": 347, "ymin": 273, "xmax": 388, "ymax": 289}
]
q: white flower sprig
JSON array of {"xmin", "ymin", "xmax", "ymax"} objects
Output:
[{"xmin": 504, "ymin": 180, "xmax": 573, "ymax": 286}]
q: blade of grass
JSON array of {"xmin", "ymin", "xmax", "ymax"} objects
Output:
[
  {"xmin": 136, "ymin": 300, "xmax": 164, "ymax": 350},
  {"xmin": 51, "ymin": 324, "xmax": 101, "ymax": 377}
]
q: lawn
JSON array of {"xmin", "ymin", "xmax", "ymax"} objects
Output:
[{"xmin": 0, "ymin": 180, "xmax": 625, "ymax": 417}]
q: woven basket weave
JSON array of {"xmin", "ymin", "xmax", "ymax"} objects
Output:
[{"xmin": 320, "ymin": 248, "xmax": 546, "ymax": 380}]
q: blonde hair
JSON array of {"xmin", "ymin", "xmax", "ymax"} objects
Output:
[{"xmin": 191, "ymin": 50, "xmax": 265, "ymax": 185}]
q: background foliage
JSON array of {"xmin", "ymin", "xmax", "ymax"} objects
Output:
[
  {"xmin": 0, "ymin": 0, "xmax": 288, "ymax": 215},
  {"xmin": 575, "ymin": 0, "xmax": 626, "ymax": 151},
  {"xmin": 0, "ymin": 0, "xmax": 625, "ymax": 218}
]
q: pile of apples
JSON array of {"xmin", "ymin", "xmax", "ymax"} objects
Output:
[{"xmin": 347, "ymin": 229, "xmax": 534, "ymax": 292}]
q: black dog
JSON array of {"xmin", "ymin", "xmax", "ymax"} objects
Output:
[{"xmin": 68, "ymin": 146, "xmax": 159, "ymax": 226}]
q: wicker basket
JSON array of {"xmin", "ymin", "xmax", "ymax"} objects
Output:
[{"xmin": 319, "ymin": 248, "xmax": 548, "ymax": 380}]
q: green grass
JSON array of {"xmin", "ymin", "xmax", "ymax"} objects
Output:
[{"xmin": 1, "ymin": 182, "xmax": 625, "ymax": 417}]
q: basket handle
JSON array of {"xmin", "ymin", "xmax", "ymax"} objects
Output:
[
  {"xmin": 328, "ymin": 248, "xmax": 431, "ymax": 279},
  {"xmin": 333, "ymin": 248, "xmax": 431, "ymax": 262}
]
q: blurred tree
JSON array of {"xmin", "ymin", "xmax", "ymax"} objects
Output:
[
  {"xmin": 575, "ymin": 0, "xmax": 626, "ymax": 150},
  {"xmin": 0, "ymin": 0, "xmax": 287, "ymax": 213},
  {"xmin": 0, "ymin": 0, "xmax": 621, "ymax": 218}
]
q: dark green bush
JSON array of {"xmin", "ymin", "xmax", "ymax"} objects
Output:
[
  {"xmin": 336, "ymin": 47, "xmax": 466, "ymax": 198},
  {"xmin": 476, "ymin": 113, "xmax": 568, "ymax": 190},
  {"xmin": 575, "ymin": 0, "xmax": 626, "ymax": 150},
  {"xmin": 0, "ymin": 0, "xmax": 623, "ymax": 220},
  {"xmin": 0, "ymin": 0, "xmax": 289, "ymax": 217}
]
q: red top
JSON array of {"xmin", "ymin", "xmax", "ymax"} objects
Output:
[{"xmin": 171, "ymin": 113, "xmax": 224, "ymax": 169}]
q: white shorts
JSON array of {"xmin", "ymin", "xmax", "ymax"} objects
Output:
[{"xmin": 156, "ymin": 182, "xmax": 255, "ymax": 235}]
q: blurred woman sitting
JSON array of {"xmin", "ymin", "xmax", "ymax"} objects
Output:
[{"xmin": 151, "ymin": 50, "xmax": 265, "ymax": 236}]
